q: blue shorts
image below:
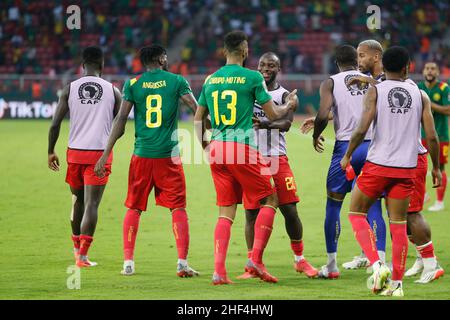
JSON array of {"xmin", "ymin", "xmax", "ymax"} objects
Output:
[{"xmin": 326, "ymin": 140, "xmax": 370, "ymax": 194}]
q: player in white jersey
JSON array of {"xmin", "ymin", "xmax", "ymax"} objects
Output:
[
  {"xmin": 340, "ymin": 46, "xmax": 441, "ymax": 296},
  {"xmin": 348, "ymin": 69, "xmax": 445, "ymax": 284},
  {"xmin": 302, "ymin": 45, "xmax": 384, "ymax": 279},
  {"xmin": 238, "ymin": 53, "xmax": 318, "ymax": 280},
  {"xmin": 48, "ymin": 47, "xmax": 121, "ymax": 267}
]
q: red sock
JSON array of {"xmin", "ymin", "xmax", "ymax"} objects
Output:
[
  {"xmin": 417, "ymin": 241, "xmax": 435, "ymax": 259},
  {"xmin": 123, "ymin": 209, "xmax": 141, "ymax": 261},
  {"xmin": 390, "ymin": 223, "xmax": 408, "ymax": 281},
  {"xmin": 247, "ymin": 250, "xmax": 252, "ymax": 259},
  {"xmin": 172, "ymin": 208, "xmax": 189, "ymax": 260},
  {"xmin": 252, "ymin": 206, "xmax": 276, "ymax": 265},
  {"xmin": 291, "ymin": 240, "xmax": 304, "ymax": 256},
  {"xmin": 214, "ymin": 217, "xmax": 233, "ymax": 276},
  {"xmin": 348, "ymin": 214, "xmax": 379, "ymax": 265},
  {"xmin": 79, "ymin": 235, "xmax": 93, "ymax": 257},
  {"xmin": 72, "ymin": 235, "xmax": 80, "ymax": 250},
  {"xmin": 437, "ymin": 171, "xmax": 447, "ymax": 201}
]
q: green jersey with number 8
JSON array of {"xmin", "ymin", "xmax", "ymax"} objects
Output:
[
  {"xmin": 122, "ymin": 69, "xmax": 192, "ymax": 158},
  {"xmin": 198, "ymin": 64, "xmax": 272, "ymax": 147}
]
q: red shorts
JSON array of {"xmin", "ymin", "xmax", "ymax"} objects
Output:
[
  {"xmin": 65, "ymin": 149, "xmax": 112, "ymax": 189},
  {"xmin": 408, "ymin": 154, "xmax": 428, "ymax": 213},
  {"xmin": 66, "ymin": 163, "xmax": 111, "ymax": 189},
  {"xmin": 125, "ymin": 155, "xmax": 186, "ymax": 211},
  {"xmin": 422, "ymin": 139, "xmax": 448, "ymax": 165},
  {"xmin": 356, "ymin": 162, "xmax": 415, "ymax": 200},
  {"xmin": 244, "ymin": 155, "xmax": 299, "ymax": 209},
  {"xmin": 208, "ymin": 141, "xmax": 275, "ymax": 209}
]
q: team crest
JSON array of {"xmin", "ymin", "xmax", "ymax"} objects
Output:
[
  {"xmin": 344, "ymin": 74, "xmax": 368, "ymax": 96},
  {"xmin": 388, "ymin": 87, "xmax": 412, "ymax": 114},
  {"xmin": 78, "ymin": 82, "xmax": 103, "ymax": 104}
]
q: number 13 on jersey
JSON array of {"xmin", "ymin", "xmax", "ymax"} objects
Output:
[
  {"xmin": 146, "ymin": 94, "xmax": 162, "ymax": 128},
  {"xmin": 212, "ymin": 90, "xmax": 237, "ymax": 125}
]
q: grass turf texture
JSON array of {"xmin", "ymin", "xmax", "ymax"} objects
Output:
[{"xmin": 0, "ymin": 119, "xmax": 449, "ymax": 300}]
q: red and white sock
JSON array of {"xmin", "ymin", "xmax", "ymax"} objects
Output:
[
  {"xmin": 251, "ymin": 206, "xmax": 276, "ymax": 265},
  {"xmin": 390, "ymin": 222, "xmax": 408, "ymax": 281},
  {"xmin": 172, "ymin": 208, "xmax": 189, "ymax": 260},
  {"xmin": 348, "ymin": 214, "xmax": 380, "ymax": 265},
  {"xmin": 417, "ymin": 241, "xmax": 437, "ymax": 270},
  {"xmin": 214, "ymin": 217, "xmax": 233, "ymax": 276},
  {"xmin": 123, "ymin": 209, "xmax": 141, "ymax": 261},
  {"xmin": 79, "ymin": 235, "xmax": 93, "ymax": 258},
  {"xmin": 291, "ymin": 240, "xmax": 304, "ymax": 262},
  {"xmin": 247, "ymin": 249, "xmax": 252, "ymax": 260}
]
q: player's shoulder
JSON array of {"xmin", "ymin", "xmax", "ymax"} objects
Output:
[
  {"xmin": 243, "ymin": 67, "xmax": 263, "ymax": 80},
  {"xmin": 438, "ymin": 81, "xmax": 449, "ymax": 91},
  {"xmin": 126, "ymin": 73, "xmax": 144, "ymax": 88}
]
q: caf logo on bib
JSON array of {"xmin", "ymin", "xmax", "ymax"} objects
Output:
[
  {"xmin": 344, "ymin": 74, "xmax": 369, "ymax": 95},
  {"xmin": 388, "ymin": 87, "xmax": 412, "ymax": 114},
  {"xmin": 78, "ymin": 82, "xmax": 103, "ymax": 104}
]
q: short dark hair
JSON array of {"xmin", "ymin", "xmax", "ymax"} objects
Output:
[
  {"xmin": 382, "ymin": 46, "xmax": 410, "ymax": 73},
  {"xmin": 82, "ymin": 46, "xmax": 103, "ymax": 69},
  {"xmin": 224, "ymin": 31, "xmax": 248, "ymax": 54},
  {"xmin": 139, "ymin": 44, "xmax": 167, "ymax": 67},
  {"xmin": 335, "ymin": 45, "xmax": 357, "ymax": 67}
]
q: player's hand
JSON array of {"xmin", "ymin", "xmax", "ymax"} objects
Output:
[
  {"xmin": 94, "ymin": 157, "xmax": 107, "ymax": 178},
  {"xmin": 253, "ymin": 117, "xmax": 269, "ymax": 130},
  {"xmin": 432, "ymin": 167, "xmax": 442, "ymax": 188},
  {"xmin": 286, "ymin": 89, "xmax": 298, "ymax": 111},
  {"xmin": 313, "ymin": 135, "xmax": 325, "ymax": 153},
  {"xmin": 300, "ymin": 117, "xmax": 315, "ymax": 134},
  {"xmin": 48, "ymin": 153, "xmax": 60, "ymax": 171},
  {"xmin": 340, "ymin": 155, "xmax": 352, "ymax": 171}
]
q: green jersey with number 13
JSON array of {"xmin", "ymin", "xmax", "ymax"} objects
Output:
[
  {"xmin": 122, "ymin": 69, "xmax": 192, "ymax": 158},
  {"xmin": 198, "ymin": 64, "xmax": 272, "ymax": 148}
]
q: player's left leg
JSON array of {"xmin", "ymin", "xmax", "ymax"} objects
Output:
[
  {"xmin": 77, "ymin": 184, "xmax": 106, "ymax": 267},
  {"xmin": 380, "ymin": 195, "xmax": 411, "ymax": 297},
  {"xmin": 154, "ymin": 156, "xmax": 198, "ymax": 278},
  {"xmin": 246, "ymin": 192, "xmax": 279, "ymax": 283},
  {"xmin": 236, "ymin": 209, "xmax": 259, "ymax": 280},
  {"xmin": 406, "ymin": 212, "xmax": 444, "ymax": 283},
  {"xmin": 170, "ymin": 207, "xmax": 199, "ymax": 278},
  {"xmin": 349, "ymin": 176, "xmax": 391, "ymax": 293},
  {"xmin": 213, "ymin": 205, "xmax": 237, "ymax": 285},
  {"xmin": 429, "ymin": 142, "xmax": 448, "ymax": 211},
  {"xmin": 70, "ymin": 186, "xmax": 84, "ymax": 261}
]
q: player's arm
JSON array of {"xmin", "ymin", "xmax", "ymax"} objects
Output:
[
  {"xmin": 312, "ymin": 78, "xmax": 334, "ymax": 152},
  {"xmin": 48, "ymin": 84, "xmax": 70, "ymax": 171},
  {"xmin": 300, "ymin": 112, "xmax": 333, "ymax": 134},
  {"xmin": 113, "ymin": 86, "xmax": 122, "ymax": 117},
  {"xmin": 194, "ymin": 104, "xmax": 210, "ymax": 150},
  {"xmin": 421, "ymin": 90, "xmax": 442, "ymax": 188},
  {"xmin": 261, "ymin": 89, "xmax": 298, "ymax": 121},
  {"xmin": 430, "ymin": 102, "xmax": 450, "ymax": 115},
  {"xmin": 340, "ymin": 86, "xmax": 377, "ymax": 170},
  {"xmin": 429, "ymin": 87, "xmax": 450, "ymax": 115},
  {"xmin": 346, "ymin": 75, "xmax": 379, "ymax": 87},
  {"xmin": 94, "ymin": 99, "xmax": 133, "ymax": 177},
  {"xmin": 256, "ymin": 92, "xmax": 293, "ymax": 131}
]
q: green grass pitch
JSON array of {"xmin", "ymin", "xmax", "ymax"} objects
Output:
[{"xmin": 0, "ymin": 119, "xmax": 449, "ymax": 300}]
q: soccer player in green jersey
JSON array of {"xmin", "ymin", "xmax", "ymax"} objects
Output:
[
  {"xmin": 95, "ymin": 45, "xmax": 200, "ymax": 277},
  {"xmin": 419, "ymin": 62, "xmax": 450, "ymax": 211},
  {"xmin": 194, "ymin": 31, "xmax": 298, "ymax": 285}
]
